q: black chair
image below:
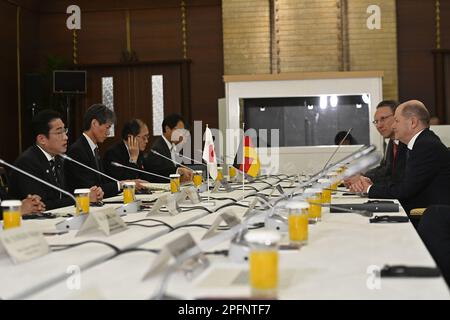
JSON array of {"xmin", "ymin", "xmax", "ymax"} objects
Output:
[
  {"xmin": 0, "ymin": 166, "xmax": 9, "ymax": 194},
  {"xmin": 418, "ymin": 205, "xmax": 450, "ymax": 287}
]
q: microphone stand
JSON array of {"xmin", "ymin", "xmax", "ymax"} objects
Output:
[
  {"xmin": 60, "ymin": 154, "xmax": 120, "ymax": 184},
  {"xmin": 110, "ymin": 162, "xmax": 171, "ymax": 181}
]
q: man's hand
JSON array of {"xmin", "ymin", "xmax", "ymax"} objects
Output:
[
  {"xmin": 21, "ymin": 194, "xmax": 45, "ymax": 215},
  {"xmin": 127, "ymin": 135, "xmax": 140, "ymax": 163},
  {"xmin": 177, "ymin": 167, "xmax": 193, "ymax": 183},
  {"xmin": 349, "ymin": 177, "xmax": 373, "ymax": 193},
  {"xmin": 120, "ymin": 179, "xmax": 147, "ymax": 191},
  {"xmin": 89, "ymin": 186, "xmax": 104, "ymax": 202},
  {"xmin": 343, "ymin": 174, "xmax": 362, "ymax": 188}
]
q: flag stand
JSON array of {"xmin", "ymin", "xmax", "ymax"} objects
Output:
[
  {"xmin": 238, "ymin": 122, "xmax": 251, "ymax": 204},
  {"xmin": 242, "ymin": 122, "xmax": 245, "ymax": 194},
  {"xmin": 203, "ymin": 124, "xmax": 215, "ymax": 206}
]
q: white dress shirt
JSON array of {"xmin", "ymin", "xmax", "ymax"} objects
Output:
[
  {"xmin": 83, "ymin": 133, "xmax": 121, "ymax": 191},
  {"xmin": 407, "ymin": 129, "xmax": 425, "ymax": 150},
  {"xmin": 162, "ymin": 135, "xmax": 176, "ymax": 164},
  {"xmin": 36, "ymin": 145, "xmax": 55, "ymax": 162}
]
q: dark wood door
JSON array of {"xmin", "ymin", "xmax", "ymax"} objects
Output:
[{"xmin": 73, "ymin": 62, "xmax": 188, "ymax": 155}]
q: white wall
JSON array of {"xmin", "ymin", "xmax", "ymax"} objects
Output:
[
  {"xmin": 221, "ymin": 73, "xmax": 384, "ymax": 174},
  {"xmin": 430, "ymin": 125, "xmax": 450, "ymax": 147}
]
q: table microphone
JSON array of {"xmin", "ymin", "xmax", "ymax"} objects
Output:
[
  {"xmin": 60, "ymin": 154, "xmax": 120, "ymax": 184},
  {"xmin": 150, "ymin": 149, "xmax": 194, "ymax": 172},
  {"xmin": 174, "ymin": 152, "xmax": 207, "ymax": 167},
  {"xmin": 322, "ymin": 127, "xmax": 353, "ymax": 170},
  {"xmin": 278, "ymin": 147, "xmax": 379, "ymax": 203},
  {"xmin": 110, "ymin": 162, "xmax": 170, "ymax": 181}
]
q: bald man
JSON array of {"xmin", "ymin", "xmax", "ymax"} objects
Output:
[{"xmin": 351, "ymin": 100, "xmax": 450, "ymax": 216}]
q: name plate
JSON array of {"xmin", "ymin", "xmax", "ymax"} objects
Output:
[
  {"xmin": 76, "ymin": 207, "xmax": 127, "ymax": 237},
  {"xmin": 148, "ymin": 194, "xmax": 180, "ymax": 216},
  {"xmin": 211, "ymin": 179, "xmax": 233, "ymax": 193},
  {"xmin": 143, "ymin": 233, "xmax": 207, "ymax": 281},
  {"xmin": 176, "ymin": 187, "xmax": 201, "ymax": 205},
  {"xmin": 202, "ymin": 211, "xmax": 241, "ymax": 240},
  {"xmin": 0, "ymin": 227, "xmax": 49, "ymax": 264}
]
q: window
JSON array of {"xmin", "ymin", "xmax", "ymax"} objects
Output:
[
  {"xmin": 152, "ymin": 75, "xmax": 164, "ymax": 136},
  {"xmin": 101, "ymin": 76, "xmax": 115, "ymax": 137},
  {"xmin": 242, "ymin": 95, "xmax": 370, "ymax": 147}
]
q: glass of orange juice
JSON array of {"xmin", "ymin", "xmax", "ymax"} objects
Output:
[
  {"xmin": 216, "ymin": 167, "xmax": 223, "ymax": 181},
  {"xmin": 193, "ymin": 170, "xmax": 203, "ymax": 189},
  {"xmin": 74, "ymin": 189, "xmax": 90, "ymax": 215},
  {"xmin": 170, "ymin": 174, "xmax": 181, "ymax": 193},
  {"xmin": 304, "ymin": 188, "xmax": 322, "ymax": 223},
  {"xmin": 2, "ymin": 200, "xmax": 22, "ymax": 230},
  {"xmin": 317, "ymin": 178, "xmax": 332, "ymax": 204},
  {"xmin": 326, "ymin": 172, "xmax": 339, "ymax": 192},
  {"xmin": 122, "ymin": 181, "xmax": 136, "ymax": 204},
  {"xmin": 244, "ymin": 230, "xmax": 281, "ymax": 298},
  {"xmin": 228, "ymin": 165, "xmax": 237, "ymax": 181},
  {"xmin": 286, "ymin": 201, "xmax": 309, "ymax": 246}
]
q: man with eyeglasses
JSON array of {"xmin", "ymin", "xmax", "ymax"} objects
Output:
[
  {"xmin": 103, "ymin": 119, "xmax": 150, "ymax": 180},
  {"xmin": 345, "ymin": 100, "xmax": 407, "ymax": 187},
  {"xmin": 8, "ymin": 110, "xmax": 104, "ymax": 210},
  {"xmin": 350, "ymin": 100, "xmax": 450, "ymax": 222}
]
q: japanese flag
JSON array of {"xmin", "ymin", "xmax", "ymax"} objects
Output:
[{"xmin": 202, "ymin": 127, "xmax": 218, "ymax": 179}]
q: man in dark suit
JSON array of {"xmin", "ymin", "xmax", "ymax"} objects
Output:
[
  {"xmin": 144, "ymin": 114, "xmax": 193, "ymax": 183},
  {"xmin": 8, "ymin": 110, "xmax": 102, "ymax": 211},
  {"xmin": 346, "ymin": 100, "xmax": 407, "ymax": 186},
  {"xmin": 350, "ymin": 100, "xmax": 450, "ymax": 216},
  {"xmin": 65, "ymin": 104, "xmax": 123, "ymax": 198},
  {"xmin": 103, "ymin": 119, "xmax": 149, "ymax": 180}
]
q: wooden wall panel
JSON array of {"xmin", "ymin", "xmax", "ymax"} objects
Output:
[
  {"xmin": 2, "ymin": 0, "xmax": 224, "ymax": 162},
  {"xmin": 397, "ymin": 0, "xmax": 436, "ymax": 114},
  {"xmin": 0, "ymin": 1, "xmax": 20, "ymax": 163},
  {"xmin": 39, "ymin": 0, "xmax": 181, "ymax": 12},
  {"xmin": 20, "ymin": 7, "xmax": 40, "ymax": 150},
  {"xmin": 186, "ymin": 2, "xmax": 224, "ymax": 129},
  {"xmin": 38, "ymin": 13, "xmax": 72, "ymax": 67},
  {"xmin": 77, "ymin": 11, "xmax": 126, "ymax": 64},
  {"xmin": 443, "ymin": 1, "xmax": 450, "ymax": 49},
  {"xmin": 131, "ymin": 9, "xmax": 183, "ymax": 61}
]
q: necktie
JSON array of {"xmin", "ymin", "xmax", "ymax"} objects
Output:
[
  {"xmin": 93, "ymin": 147, "xmax": 101, "ymax": 170},
  {"xmin": 392, "ymin": 143, "xmax": 398, "ymax": 170},
  {"xmin": 93, "ymin": 147, "xmax": 103, "ymax": 183},
  {"xmin": 49, "ymin": 159, "xmax": 62, "ymax": 199}
]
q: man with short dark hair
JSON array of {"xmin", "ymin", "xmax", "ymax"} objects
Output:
[
  {"xmin": 9, "ymin": 109, "xmax": 103, "ymax": 210},
  {"xmin": 351, "ymin": 100, "xmax": 450, "ymax": 215},
  {"xmin": 144, "ymin": 114, "xmax": 193, "ymax": 183},
  {"xmin": 103, "ymin": 119, "xmax": 149, "ymax": 180},
  {"xmin": 346, "ymin": 100, "xmax": 407, "ymax": 186},
  {"xmin": 65, "ymin": 104, "xmax": 120, "ymax": 198}
]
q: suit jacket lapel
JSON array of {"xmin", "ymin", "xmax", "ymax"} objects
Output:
[
  {"xmin": 159, "ymin": 136, "xmax": 172, "ymax": 159},
  {"xmin": 80, "ymin": 135, "xmax": 103, "ymax": 183},
  {"xmin": 31, "ymin": 145, "xmax": 58, "ymax": 186}
]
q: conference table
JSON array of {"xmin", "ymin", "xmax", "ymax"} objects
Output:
[{"xmin": 1, "ymin": 176, "xmax": 449, "ymax": 300}]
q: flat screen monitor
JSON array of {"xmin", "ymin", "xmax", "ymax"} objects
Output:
[{"xmin": 53, "ymin": 70, "xmax": 86, "ymax": 94}]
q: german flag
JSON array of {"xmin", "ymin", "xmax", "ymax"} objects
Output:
[{"xmin": 233, "ymin": 136, "xmax": 260, "ymax": 178}]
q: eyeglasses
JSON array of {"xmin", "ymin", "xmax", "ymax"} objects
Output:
[
  {"xmin": 136, "ymin": 134, "xmax": 150, "ymax": 140},
  {"xmin": 372, "ymin": 115, "xmax": 393, "ymax": 125},
  {"xmin": 49, "ymin": 128, "xmax": 68, "ymax": 136}
]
